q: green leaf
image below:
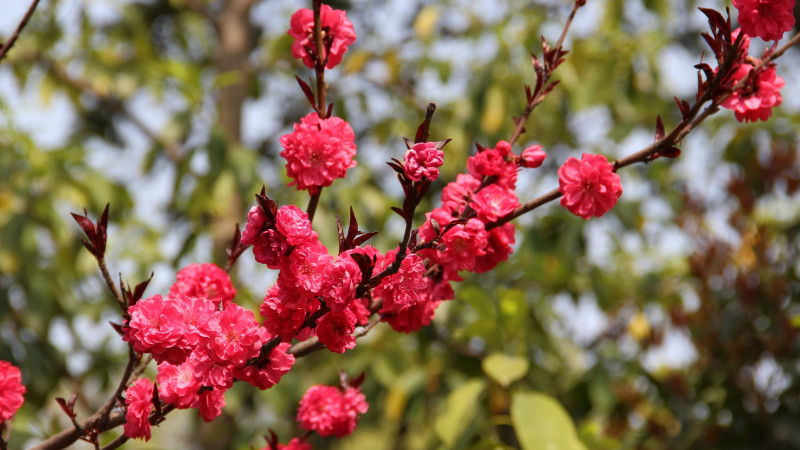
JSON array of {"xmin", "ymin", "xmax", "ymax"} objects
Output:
[
  {"xmin": 434, "ymin": 379, "xmax": 486, "ymax": 447},
  {"xmin": 482, "ymin": 353, "xmax": 530, "ymax": 387},
  {"xmin": 511, "ymin": 391, "xmax": 587, "ymax": 450}
]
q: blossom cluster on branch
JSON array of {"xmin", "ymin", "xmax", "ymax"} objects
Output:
[{"xmin": 2, "ymin": 0, "xmax": 798, "ymax": 448}]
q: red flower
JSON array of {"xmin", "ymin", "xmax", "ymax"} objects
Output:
[
  {"xmin": 205, "ymin": 303, "xmax": 266, "ymax": 367},
  {"xmin": 470, "ymin": 184, "xmax": 520, "ymax": 223},
  {"xmin": 123, "ymin": 294, "xmax": 189, "ymax": 365},
  {"xmin": 280, "ymin": 113, "xmax": 357, "ymax": 193},
  {"xmin": 317, "ymin": 309, "xmax": 358, "ymax": 353},
  {"xmin": 260, "ymin": 284, "xmax": 317, "ymax": 343},
  {"xmin": 321, "ymin": 253, "xmax": 362, "ymax": 312},
  {"xmin": 235, "ymin": 342, "xmax": 295, "ymax": 390},
  {"xmin": 721, "ymin": 63, "xmax": 785, "ymax": 123},
  {"xmin": 558, "ymin": 153, "xmax": 623, "ymax": 219},
  {"xmin": 441, "ymin": 173, "xmax": 481, "ymax": 215},
  {"xmin": 275, "ymin": 205, "xmax": 318, "ymax": 246},
  {"xmin": 733, "ymin": 0, "xmax": 795, "ymax": 41},
  {"xmin": 287, "ymin": 5, "xmax": 356, "ymax": 69},
  {"xmin": 0, "ymin": 361, "xmax": 26, "ymax": 422},
  {"xmin": 384, "ymin": 293, "xmax": 441, "ymax": 333},
  {"xmin": 519, "ymin": 144, "xmax": 546, "ymax": 168},
  {"xmin": 374, "ymin": 251, "xmax": 428, "ymax": 314},
  {"xmin": 297, "ymin": 384, "xmax": 368, "ymax": 438},
  {"xmin": 157, "ymin": 360, "xmax": 200, "ymax": 409},
  {"xmin": 169, "ymin": 263, "xmax": 236, "ymax": 310},
  {"xmin": 194, "ymin": 388, "xmax": 226, "ymax": 422},
  {"xmin": 124, "ymin": 378, "xmax": 154, "ymax": 441},
  {"xmin": 467, "ymin": 140, "xmax": 519, "ymax": 189},
  {"xmin": 474, "ymin": 223, "xmax": 516, "ymax": 273},
  {"xmin": 404, "ymin": 141, "xmax": 444, "ymax": 182}
]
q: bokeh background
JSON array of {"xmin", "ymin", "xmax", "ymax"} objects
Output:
[{"xmin": 2, "ymin": 0, "xmax": 800, "ymax": 448}]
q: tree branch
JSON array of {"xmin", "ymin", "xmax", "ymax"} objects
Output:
[{"xmin": 0, "ymin": 0, "xmax": 41, "ymax": 63}]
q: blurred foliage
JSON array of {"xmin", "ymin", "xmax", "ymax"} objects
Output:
[{"xmin": 1, "ymin": 0, "xmax": 800, "ymax": 448}]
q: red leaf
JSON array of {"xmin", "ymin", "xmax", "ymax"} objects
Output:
[
  {"xmin": 295, "ymin": 75, "xmax": 316, "ymax": 107},
  {"xmin": 655, "ymin": 115, "xmax": 665, "ymax": 141}
]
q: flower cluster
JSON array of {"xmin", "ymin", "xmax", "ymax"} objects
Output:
[
  {"xmin": 287, "ymin": 5, "xmax": 356, "ymax": 70},
  {"xmin": 732, "ymin": 0, "xmax": 795, "ymax": 42},
  {"xmin": 296, "ymin": 384, "xmax": 368, "ymax": 438},
  {"xmin": 121, "ymin": 263, "xmax": 295, "ymax": 435},
  {"xmin": 558, "ymin": 153, "xmax": 623, "ymax": 219},
  {"xmin": 280, "ymin": 113, "xmax": 358, "ymax": 194},
  {"xmin": 0, "ymin": 360, "xmax": 26, "ymax": 423}
]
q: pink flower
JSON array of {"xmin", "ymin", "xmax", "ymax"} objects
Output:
[
  {"xmin": 418, "ymin": 209, "xmax": 487, "ymax": 277},
  {"xmin": 321, "ymin": 253, "xmax": 362, "ymax": 312},
  {"xmin": 123, "ymin": 294, "xmax": 189, "ymax": 365},
  {"xmin": 169, "ymin": 263, "xmax": 236, "ymax": 310},
  {"xmin": 441, "ymin": 173, "xmax": 481, "ymax": 215},
  {"xmin": 374, "ymin": 251, "xmax": 428, "ymax": 314},
  {"xmin": 260, "ymin": 284, "xmax": 318, "ymax": 342},
  {"xmin": 287, "ymin": 5, "xmax": 356, "ymax": 69},
  {"xmin": 235, "ymin": 342, "xmax": 295, "ymax": 390},
  {"xmin": 275, "ymin": 205, "xmax": 318, "ymax": 246},
  {"xmin": 0, "ymin": 361, "xmax": 25, "ymax": 422},
  {"xmin": 280, "ymin": 438, "xmax": 311, "ymax": 450},
  {"xmin": 194, "ymin": 388, "xmax": 226, "ymax": 422},
  {"xmin": 558, "ymin": 153, "xmax": 623, "ymax": 219},
  {"xmin": 384, "ymin": 294, "xmax": 441, "ymax": 333},
  {"xmin": 519, "ymin": 145, "xmax": 546, "ymax": 168},
  {"xmin": 280, "ymin": 113, "xmax": 357, "ymax": 194},
  {"xmin": 404, "ymin": 141, "xmax": 444, "ymax": 182},
  {"xmin": 157, "ymin": 360, "xmax": 199, "ymax": 409},
  {"xmin": 242, "ymin": 206, "xmax": 288, "ymax": 269},
  {"xmin": 169, "ymin": 295, "xmax": 216, "ymax": 349},
  {"xmin": 469, "ymin": 184, "xmax": 520, "ymax": 223},
  {"xmin": 124, "ymin": 378, "xmax": 154, "ymax": 441},
  {"xmin": 474, "ymin": 223, "xmax": 516, "ymax": 273},
  {"xmin": 733, "ymin": 0, "xmax": 795, "ymax": 42},
  {"xmin": 205, "ymin": 303, "xmax": 267, "ymax": 367},
  {"xmin": 191, "ymin": 348, "xmax": 234, "ymax": 389},
  {"xmin": 467, "ymin": 141, "xmax": 519, "ymax": 189},
  {"xmin": 297, "ymin": 384, "xmax": 368, "ymax": 438},
  {"xmin": 721, "ymin": 63, "xmax": 785, "ymax": 123},
  {"xmin": 317, "ymin": 309, "xmax": 357, "ymax": 353},
  {"xmin": 289, "ymin": 242, "xmax": 334, "ymax": 295}
]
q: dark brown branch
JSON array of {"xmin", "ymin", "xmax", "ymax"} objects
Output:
[{"xmin": 0, "ymin": 0, "xmax": 41, "ymax": 63}]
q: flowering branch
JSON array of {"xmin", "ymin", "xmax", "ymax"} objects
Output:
[{"xmin": 490, "ymin": 25, "xmax": 800, "ymax": 229}]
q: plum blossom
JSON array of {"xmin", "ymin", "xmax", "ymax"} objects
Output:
[
  {"xmin": 0, "ymin": 361, "xmax": 26, "ymax": 422},
  {"xmin": 732, "ymin": 0, "xmax": 795, "ymax": 42},
  {"xmin": 235, "ymin": 342, "xmax": 295, "ymax": 390},
  {"xmin": 404, "ymin": 141, "xmax": 444, "ymax": 182},
  {"xmin": 558, "ymin": 153, "xmax": 623, "ymax": 219},
  {"xmin": 317, "ymin": 309, "xmax": 358, "ymax": 353},
  {"xmin": 280, "ymin": 113, "xmax": 357, "ymax": 193},
  {"xmin": 296, "ymin": 384, "xmax": 368, "ymax": 438},
  {"xmin": 157, "ymin": 360, "xmax": 200, "ymax": 409},
  {"xmin": 287, "ymin": 5, "xmax": 356, "ymax": 69},
  {"xmin": 124, "ymin": 378, "xmax": 154, "ymax": 441},
  {"xmin": 168, "ymin": 263, "xmax": 236, "ymax": 309}
]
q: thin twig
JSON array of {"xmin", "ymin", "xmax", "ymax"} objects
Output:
[
  {"xmin": 508, "ymin": 0, "xmax": 583, "ymax": 145},
  {"xmin": 0, "ymin": 0, "xmax": 41, "ymax": 63}
]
